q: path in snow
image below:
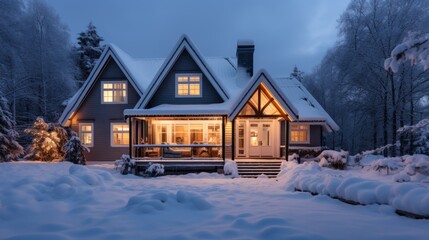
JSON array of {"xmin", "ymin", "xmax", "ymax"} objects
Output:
[{"xmin": 0, "ymin": 162, "xmax": 427, "ymax": 240}]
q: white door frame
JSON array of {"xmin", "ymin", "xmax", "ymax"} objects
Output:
[{"xmin": 236, "ymin": 119, "xmax": 279, "ymax": 158}]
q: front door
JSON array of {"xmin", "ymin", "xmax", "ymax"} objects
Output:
[{"xmin": 248, "ymin": 121, "xmax": 274, "ymax": 157}]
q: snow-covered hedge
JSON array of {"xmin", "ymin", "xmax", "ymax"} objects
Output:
[
  {"xmin": 279, "ymin": 161, "xmax": 429, "ymax": 216},
  {"xmin": 317, "ymin": 150, "xmax": 348, "ymax": 170}
]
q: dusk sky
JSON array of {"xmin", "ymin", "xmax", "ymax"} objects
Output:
[{"xmin": 49, "ymin": 0, "xmax": 350, "ymax": 77}]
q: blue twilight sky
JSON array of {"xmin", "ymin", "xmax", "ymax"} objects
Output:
[{"xmin": 49, "ymin": 0, "xmax": 350, "ymax": 77}]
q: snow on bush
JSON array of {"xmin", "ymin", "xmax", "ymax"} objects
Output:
[
  {"xmin": 223, "ymin": 159, "xmax": 239, "ymax": 177},
  {"xmin": 278, "ymin": 161, "xmax": 429, "ymax": 216},
  {"xmin": 145, "ymin": 162, "xmax": 164, "ymax": 177},
  {"xmin": 63, "ymin": 136, "xmax": 89, "ymax": 165},
  {"xmin": 0, "ymin": 94, "xmax": 23, "ymax": 162},
  {"xmin": 397, "ymin": 118, "xmax": 429, "ymax": 155},
  {"xmin": 288, "ymin": 153, "xmax": 299, "ymax": 162},
  {"xmin": 317, "ymin": 150, "xmax": 348, "ymax": 170},
  {"xmin": 370, "ymin": 157, "xmax": 404, "ymax": 175},
  {"xmin": 117, "ymin": 154, "xmax": 135, "ymax": 175}
]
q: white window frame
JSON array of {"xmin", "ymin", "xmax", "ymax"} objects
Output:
[
  {"xmin": 289, "ymin": 124, "xmax": 310, "ymax": 144},
  {"xmin": 111, "ymin": 123, "xmax": 130, "ymax": 147},
  {"xmin": 79, "ymin": 123, "xmax": 94, "ymax": 147},
  {"xmin": 175, "ymin": 73, "xmax": 202, "ymax": 98},
  {"xmin": 101, "ymin": 81, "xmax": 128, "ymax": 104}
]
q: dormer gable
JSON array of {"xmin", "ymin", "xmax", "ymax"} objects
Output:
[
  {"xmin": 137, "ymin": 35, "xmax": 229, "ymax": 109},
  {"xmin": 59, "ymin": 44, "xmax": 143, "ymax": 125}
]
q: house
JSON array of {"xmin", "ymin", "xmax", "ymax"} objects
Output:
[{"xmin": 60, "ymin": 35, "xmax": 339, "ymax": 176}]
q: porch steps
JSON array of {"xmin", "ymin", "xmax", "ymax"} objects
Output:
[{"xmin": 236, "ymin": 161, "xmax": 282, "ymax": 178}]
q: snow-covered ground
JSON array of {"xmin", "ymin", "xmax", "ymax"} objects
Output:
[{"xmin": 0, "ymin": 162, "xmax": 428, "ymax": 240}]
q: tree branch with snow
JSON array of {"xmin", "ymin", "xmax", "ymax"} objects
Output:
[{"xmin": 385, "ymin": 33, "xmax": 429, "ymax": 73}]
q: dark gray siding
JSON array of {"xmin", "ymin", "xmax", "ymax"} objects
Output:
[
  {"xmin": 70, "ymin": 57, "xmax": 140, "ymax": 161},
  {"xmin": 280, "ymin": 121, "xmax": 322, "ymax": 147},
  {"xmin": 147, "ymin": 49, "xmax": 223, "ymax": 108}
]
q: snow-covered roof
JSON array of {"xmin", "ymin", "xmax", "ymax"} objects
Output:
[{"xmin": 60, "ymin": 35, "xmax": 339, "ymax": 132}]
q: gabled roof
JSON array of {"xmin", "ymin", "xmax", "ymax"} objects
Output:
[
  {"xmin": 58, "ymin": 44, "xmax": 147, "ymax": 125},
  {"xmin": 273, "ymin": 77, "xmax": 340, "ymax": 132},
  {"xmin": 229, "ymin": 69, "xmax": 299, "ymax": 121},
  {"xmin": 136, "ymin": 34, "xmax": 229, "ymax": 109}
]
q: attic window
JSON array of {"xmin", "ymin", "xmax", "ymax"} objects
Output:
[
  {"xmin": 102, "ymin": 81, "xmax": 127, "ymax": 104},
  {"xmin": 175, "ymin": 74, "xmax": 202, "ymax": 97}
]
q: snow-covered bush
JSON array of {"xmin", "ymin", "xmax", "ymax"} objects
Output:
[
  {"xmin": 397, "ymin": 118, "xmax": 429, "ymax": 155},
  {"xmin": 370, "ymin": 157, "xmax": 404, "ymax": 175},
  {"xmin": 223, "ymin": 159, "xmax": 238, "ymax": 177},
  {"xmin": 393, "ymin": 155, "xmax": 429, "ymax": 183},
  {"xmin": 288, "ymin": 153, "xmax": 300, "ymax": 162},
  {"xmin": 0, "ymin": 94, "xmax": 23, "ymax": 162},
  {"xmin": 317, "ymin": 150, "xmax": 348, "ymax": 170},
  {"xmin": 24, "ymin": 117, "xmax": 61, "ymax": 162},
  {"xmin": 118, "ymin": 154, "xmax": 135, "ymax": 175},
  {"xmin": 49, "ymin": 123, "xmax": 71, "ymax": 158},
  {"xmin": 63, "ymin": 136, "xmax": 89, "ymax": 165},
  {"xmin": 145, "ymin": 163, "xmax": 165, "ymax": 177}
]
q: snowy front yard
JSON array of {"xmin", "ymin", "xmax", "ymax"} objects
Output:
[{"xmin": 0, "ymin": 162, "xmax": 428, "ymax": 240}]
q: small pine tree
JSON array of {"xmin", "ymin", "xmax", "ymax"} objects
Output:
[
  {"xmin": 77, "ymin": 22, "xmax": 104, "ymax": 81},
  {"xmin": 63, "ymin": 136, "xmax": 89, "ymax": 165},
  {"xmin": 289, "ymin": 66, "xmax": 304, "ymax": 82},
  {"xmin": 49, "ymin": 123, "xmax": 70, "ymax": 158},
  {"xmin": 24, "ymin": 117, "xmax": 61, "ymax": 161},
  {"xmin": 0, "ymin": 94, "xmax": 23, "ymax": 162}
]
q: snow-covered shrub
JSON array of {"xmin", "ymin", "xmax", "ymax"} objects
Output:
[
  {"xmin": 145, "ymin": 163, "xmax": 164, "ymax": 177},
  {"xmin": 0, "ymin": 94, "xmax": 23, "ymax": 162},
  {"xmin": 49, "ymin": 123, "xmax": 71, "ymax": 158},
  {"xmin": 370, "ymin": 157, "xmax": 404, "ymax": 175},
  {"xmin": 317, "ymin": 150, "xmax": 348, "ymax": 170},
  {"xmin": 63, "ymin": 136, "xmax": 89, "ymax": 165},
  {"xmin": 403, "ymin": 154, "xmax": 429, "ymax": 176},
  {"xmin": 397, "ymin": 118, "xmax": 429, "ymax": 155},
  {"xmin": 223, "ymin": 159, "xmax": 238, "ymax": 177},
  {"xmin": 288, "ymin": 153, "xmax": 300, "ymax": 162},
  {"xmin": 118, "ymin": 154, "xmax": 135, "ymax": 175},
  {"xmin": 24, "ymin": 117, "xmax": 61, "ymax": 161}
]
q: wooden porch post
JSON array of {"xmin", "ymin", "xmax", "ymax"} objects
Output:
[
  {"xmin": 129, "ymin": 116, "xmax": 133, "ymax": 158},
  {"xmin": 231, "ymin": 118, "xmax": 235, "ymax": 160},
  {"xmin": 285, "ymin": 119, "xmax": 289, "ymax": 161},
  {"xmin": 222, "ymin": 115, "xmax": 226, "ymax": 160}
]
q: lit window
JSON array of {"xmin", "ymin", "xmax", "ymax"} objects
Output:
[
  {"xmin": 102, "ymin": 81, "xmax": 127, "ymax": 103},
  {"xmin": 79, "ymin": 123, "xmax": 93, "ymax": 147},
  {"xmin": 176, "ymin": 74, "xmax": 202, "ymax": 97},
  {"xmin": 290, "ymin": 124, "xmax": 310, "ymax": 143},
  {"xmin": 111, "ymin": 123, "xmax": 129, "ymax": 146}
]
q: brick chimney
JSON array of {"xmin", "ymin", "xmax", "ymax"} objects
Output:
[{"xmin": 236, "ymin": 40, "xmax": 255, "ymax": 77}]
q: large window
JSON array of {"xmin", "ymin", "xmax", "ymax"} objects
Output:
[
  {"xmin": 153, "ymin": 120, "xmax": 221, "ymax": 145},
  {"xmin": 102, "ymin": 81, "xmax": 127, "ymax": 103},
  {"xmin": 290, "ymin": 124, "xmax": 310, "ymax": 143},
  {"xmin": 79, "ymin": 123, "xmax": 93, "ymax": 147},
  {"xmin": 111, "ymin": 123, "xmax": 129, "ymax": 146},
  {"xmin": 175, "ymin": 74, "xmax": 202, "ymax": 97}
]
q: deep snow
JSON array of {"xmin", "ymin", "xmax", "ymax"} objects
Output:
[{"xmin": 0, "ymin": 162, "xmax": 428, "ymax": 240}]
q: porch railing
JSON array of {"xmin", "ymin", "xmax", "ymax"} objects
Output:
[{"xmin": 132, "ymin": 144, "xmax": 223, "ymax": 160}]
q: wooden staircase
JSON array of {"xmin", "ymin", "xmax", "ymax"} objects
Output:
[{"xmin": 236, "ymin": 160, "xmax": 282, "ymax": 178}]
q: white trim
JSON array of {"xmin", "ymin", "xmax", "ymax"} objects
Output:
[
  {"xmin": 79, "ymin": 123, "xmax": 94, "ymax": 147},
  {"xmin": 110, "ymin": 122, "xmax": 129, "ymax": 147},
  {"xmin": 289, "ymin": 123, "xmax": 310, "ymax": 144},
  {"xmin": 101, "ymin": 81, "xmax": 128, "ymax": 104},
  {"xmin": 175, "ymin": 73, "xmax": 203, "ymax": 98}
]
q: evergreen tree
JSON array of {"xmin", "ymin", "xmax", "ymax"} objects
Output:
[
  {"xmin": 77, "ymin": 22, "xmax": 104, "ymax": 82},
  {"xmin": 63, "ymin": 136, "xmax": 89, "ymax": 165},
  {"xmin": 289, "ymin": 66, "xmax": 304, "ymax": 82},
  {"xmin": 49, "ymin": 123, "xmax": 70, "ymax": 158},
  {"xmin": 0, "ymin": 93, "xmax": 23, "ymax": 162},
  {"xmin": 24, "ymin": 117, "xmax": 60, "ymax": 161}
]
